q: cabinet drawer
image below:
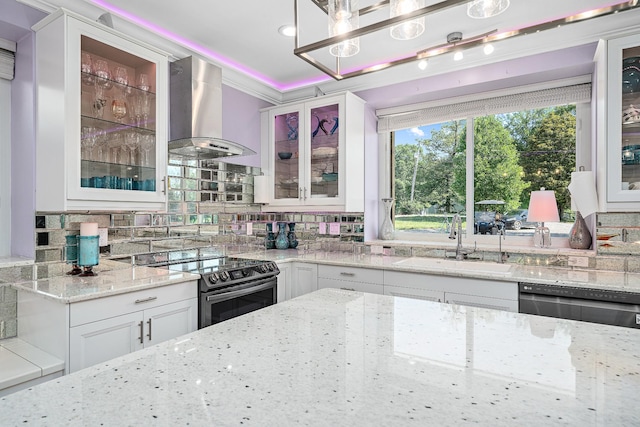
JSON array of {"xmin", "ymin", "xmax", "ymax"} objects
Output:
[
  {"xmin": 317, "ymin": 265, "xmax": 383, "ymax": 285},
  {"xmin": 318, "ymin": 278, "xmax": 383, "ymax": 295},
  {"xmin": 70, "ymin": 280, "xmax": 197, "ymax": 327}
]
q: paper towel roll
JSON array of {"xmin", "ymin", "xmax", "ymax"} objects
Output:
[{"xmin": 568, "ymin": 171, "xmax": 598, "ymax": 217}]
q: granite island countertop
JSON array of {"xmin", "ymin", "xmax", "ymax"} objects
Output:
[{"xmin": 0, "ymin": 288, "xmax": 638, "ymax": 426}]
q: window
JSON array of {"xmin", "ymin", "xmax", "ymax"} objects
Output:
[{"xmin": 379, "ymin": 81, "xmax": 592, "ymax": 247}]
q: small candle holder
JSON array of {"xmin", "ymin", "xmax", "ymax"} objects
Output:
[
  {"xmin": 77, "ymin": 235, "xmax": 100, "ymax": 277},
  {"xmin": 65, "ymin": 234, "xmax": 82, "ymax": 275}
]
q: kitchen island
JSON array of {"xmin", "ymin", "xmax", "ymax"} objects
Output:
[{"xmin": 1, "ymin": 288, "xmax": 639, "ymax": 426}]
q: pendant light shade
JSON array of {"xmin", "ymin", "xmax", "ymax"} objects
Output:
[
  {"xmin": 390, "ymin": 0, "xmax": 425, "ymax": 41},
  {"xmin": 328, "ymin": 0, "xmax": 360, "ymax": 57},
  {"xmin": 467, "ymin": 0, "xmax": 510, "ymax": 19}
]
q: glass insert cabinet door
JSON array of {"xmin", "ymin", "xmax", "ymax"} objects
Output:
[
  {"xmin": 309, "ymin": 103, "xmax": 339, "ymax": 199},
  {"xmin": 80, "ymin": 35, "xmax": 157, "ymax": 192},
  {"xmin": 621, "ymin": 45, "xmax": 640, "ymax": 192},
  {"xmin": 273, "ymin": 111, "xmax": 300, "ymax": 200}
]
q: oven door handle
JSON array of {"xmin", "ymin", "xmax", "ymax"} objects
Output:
[{"xmin": 205, "ymin": 277, "xmax": 276, "ymax": 303}]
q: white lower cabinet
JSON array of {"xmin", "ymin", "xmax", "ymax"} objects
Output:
[
  {"xmin": 290, "ymin": 262, "xmax": 318, "ymax": 299},
  {"xmin": 317, "ymin": 265, "xmax": 384, "ymax": 295},
  {"xmin": 275, "ymin": 261, "xmax": 291, "ymax": 302},
  {"xmin": 383, "ymin": 270, "xmax": 518, "ymax": 312},
  {"xmin": 69, "ymin": 297, "xmax": 196, "ymax": 372}
]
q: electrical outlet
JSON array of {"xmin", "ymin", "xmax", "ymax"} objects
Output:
[{"xmin": 568, "ymin": 256, "xmax": 589, "ymax": 267}]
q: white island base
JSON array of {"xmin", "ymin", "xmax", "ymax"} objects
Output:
[{"xmin": 1, "ymin": 289, "xmax": 639, "ymax": 425}]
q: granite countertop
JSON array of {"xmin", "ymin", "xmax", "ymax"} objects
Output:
[
  {"xmin": 1, "ymin": 288, "xmax": 638, "ymax": 426},
  {"xmin": 10, "ymin": 260, "xmax": 200, "ymax": 303},
  {"xmin": 239, "ymin": 250, "xmax": 640, "ymax": 294}
]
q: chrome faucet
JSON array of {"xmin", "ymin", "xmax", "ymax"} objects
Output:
[{"xmin": 449, "ymin": 214, "xmax": 465, "ymax": 261}]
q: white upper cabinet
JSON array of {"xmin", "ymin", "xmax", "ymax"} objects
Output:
[
  {"xmin": 33, "ymin": 9, "xmax": 169, "ymax": 211},
  {"xmin": 260, "ymin": 92, "xmax": 365, "ymax": 212},
  {"xmin": 597, "ymin": 32, "xmax": 640, "ymax": 210}
]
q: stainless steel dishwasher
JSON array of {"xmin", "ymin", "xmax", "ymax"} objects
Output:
[{"xmin": 518, "ymin": 282, "xmax": 640, "ymax": 329}]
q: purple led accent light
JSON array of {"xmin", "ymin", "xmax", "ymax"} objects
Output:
[{"xmin": 90, "ymin": 0, "xmax": 329, "ymax": 91}]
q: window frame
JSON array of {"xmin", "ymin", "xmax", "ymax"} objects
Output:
[{"xmin": 377, "ymin": 80, "xmax": 593, "ymax": 250}]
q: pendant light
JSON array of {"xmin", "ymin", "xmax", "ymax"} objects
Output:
[
  {"xmin": 328, "ymin": 0, "xmax": 360, "ymax": 57},
  {"xmin": 467, "ymin": 0, "xmax": 510, "ymax": 19},
  {"xmin": 390, "ymin": 0, "xmax": 425, "ymax": 41}
]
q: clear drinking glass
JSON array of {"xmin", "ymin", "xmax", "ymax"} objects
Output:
[
  {"xmin": 111, "ymin": 96, "xmax": 128, "ymax": 123},
  {"xmin": 136, "ymin": 73, "xmax": 151, "ymax": 91},
  {"xmin": 81, "ymin": 126, "xmax": 98, "ymax": 161},
  {"xmin": 109, "ymin": 132, "xmax": 124, "ymax": 164},
  {"xmin": 81, "ymin": 52, "xmax": 94, "ymax": 86},
  {"xmin": 139, "ymin": 133, "xmax": 155, "ymax": 167},
  {"xmin": 93, "ymin": 59, "xmax": 112, "ymax": 89},
  {"xmin": 123, "ymin": 131, "xmax": 139, "ymax": 165}
]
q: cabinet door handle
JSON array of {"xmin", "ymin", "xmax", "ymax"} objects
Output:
[
  {"xmin": 340, "ymin": 287, "xmax": 356, "ymax": 291},
  {"xmin": 146, "ymin": 318, "xmax": 152, "ymax": 341},
  {"xmin": 304, "ymin": 187, "xmax": 307, "ymax": 200},
  {"xmin": 299, "ymin": 187, "xmax": 302, "ymax": 200},
  {"xmin": 134, "ymin": 296, "xmax": 158, "ymax": 304},
  {"xmin": 138, "ymin": 321, "xmax": 144, "ymax": 344},
  {"xmin": 340, "ymin": 272, "xmax": 355, "ymax": 277},
  {"xmin": 161, "ymin": 176, "xmax": 167, "ymax": 195}
]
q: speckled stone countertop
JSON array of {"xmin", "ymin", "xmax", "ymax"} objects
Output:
[
  {"xmin": 10, "ymin": 260, "xmax": 200, "ymax": 303},
  {"xmin": 239, "ymin": 250, "xmax": 640, "ymax": 294},
  {"xmin": 1, "ymin": 288, "xmax": 638, "ymax": 426}
]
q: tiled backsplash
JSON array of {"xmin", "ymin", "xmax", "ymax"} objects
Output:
[{"xmin": 1, "ymin": 158, "xmax": 639, "ymax": 343}]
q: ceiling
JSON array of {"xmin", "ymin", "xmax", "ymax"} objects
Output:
[{"xmin": 5, "ymin": 0, "xmax": 640, "ymax": 104}]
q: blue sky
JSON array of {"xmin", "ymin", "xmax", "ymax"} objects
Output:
[{"xmin": 394, "ymin": 124, "xmax": 442, "ymax": 145}]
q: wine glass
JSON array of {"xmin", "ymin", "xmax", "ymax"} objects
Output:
[
  {"xmin": 111, "ymin": 96, "xmax": 128, "ymax": 123},
  {"xmin": 123, "ymin": 131, "xmax": 139, "ymax": 165},
  {"xmin": 93, "ymin": 59, "xmax": 112, "ymax": 89},
  {"xmin": 108, "ymin": 132, "xmax": 124, "ymax": 164},
  {"xmin": 139, "ymin": 133, "xmax": 155, "ymax": 167},
  {"xmin": 81, "ymin": 52, "xmax": 94, "ymax": 86},
  {"xmin": 94, "ymin": 128, "xmax": 108, "ymax": 162},
  {"xmin": 136, "ymin": 73, "xmax": 151, "ymax": 92},
  {"xmin": 81, "ymin": 126, "xmax": 98, "ymax": 161}
]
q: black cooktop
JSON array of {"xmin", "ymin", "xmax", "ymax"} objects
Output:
[{"xmin": 166, "ymin": 256, "xmax": 269, "ymax": 275}]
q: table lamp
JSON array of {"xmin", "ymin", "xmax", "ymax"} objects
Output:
[{"xmin": 527, "ymin": 188, "xmax": 559, "ymax": 248}]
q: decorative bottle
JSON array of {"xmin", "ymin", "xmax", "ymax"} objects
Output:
[
  {"xmin": 275, "ymin": 222, "xmax": 290, "ymax": 250},
  {"xmin": 288, "ymin": 222, "xmax": 299, "ymax": 249},
  {"xmin": 265, "ymin": 222, "xmax": 276, "ymax": 250},
  {"xmin": 379, "ymin": 198, "xmax": 395, "ymax": 240},
  {"xmin": 568, "ymin": 211, "xmax": 592, "ymax": 249}
]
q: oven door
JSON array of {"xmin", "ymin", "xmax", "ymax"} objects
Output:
[{"xmin": 199, "ymin": 276, "xmax": 277, "ymax": 329}]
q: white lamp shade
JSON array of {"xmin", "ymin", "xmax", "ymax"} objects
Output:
[
  {"xmin": 390, "ymin": 0, "xmax": 425, "ymax": 41},
  {"xmin": 527, "ymin": 189, "xmax": 560, "ymax": 223},
  {"xmin": 328, "ymin": 0, "xmax": 360, "ymax": 57},
  {"xmin": 467, "ymin": 0, "xmax": 510, "ymax": 19}
]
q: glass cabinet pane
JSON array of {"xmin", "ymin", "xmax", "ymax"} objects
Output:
[
  {"xmin": 274, "ymin": 111, "xmax": 299, "ymax": 200},
  {"xmin": 309, "ymin": 103, "xmax": 339, "ymax": 198},
  {"xmin": 621, "ymin": 46, "xmax": 640, "ymax": 191},
  {"xmin": 79, "ymin": 35, "xmax": 157, "ymax": 192}
]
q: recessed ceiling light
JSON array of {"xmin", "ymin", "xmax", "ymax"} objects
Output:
[
  {"xmin": 278, "ymin": 25, "xmax": 296, "ymax": 37},
  {"xmin": 483, "ymin": 44, "xmax": 494, "ymax": 55},
  {"xmin": 453, "ymin": 51, "xmax": 463, "ymax": 61},
  {"xmin": 418, "ymin": 59, "xmax": 428, "ymax": 70}
]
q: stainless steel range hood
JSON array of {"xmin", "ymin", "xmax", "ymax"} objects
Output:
[{"xmin": 169, "ymin": 56, "xmax": 255, "ymax": 159}]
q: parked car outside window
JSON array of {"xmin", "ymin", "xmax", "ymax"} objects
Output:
[{"xmin": 503, "ymin": 209, "xmax": 536, "ymax": 230}]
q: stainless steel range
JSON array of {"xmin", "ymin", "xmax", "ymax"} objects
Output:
[{"xmin": 143, "ymin": 255, "xmax": 279, "ymax": 329}]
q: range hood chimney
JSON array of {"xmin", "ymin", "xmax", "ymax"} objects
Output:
[{"xmin": 168, "ymin": 56, "xmax": 255, "ymax": 159}]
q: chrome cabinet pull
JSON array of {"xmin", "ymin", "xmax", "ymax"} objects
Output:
[
  {"xmin": 161, "ymin": 176, "xmax": 167, "ymax": 195},
  {"xmin": 299, "ymin": 187, "xmax": 302, "ymax": 200},
  {"xmin": 138, "ymin": 321, "xmax": 144, "ymax": 344},
  {"xmin": 304, "ymin": 187, "xmax": 307, "ymax": 200},
  {"xmin": 146, "ymin": 318, "xmax": 152, "ymax": 341},
  {"xmin": 340, "ymin": 272, "xmax": 355, "ymax": 277},
  {"xmin": 340, "ymin": 287, "xmax": 356, "ymax": 291},
  {"xmin": 134, "ymin": 296, "xmax": 158, "ymax": 304}
]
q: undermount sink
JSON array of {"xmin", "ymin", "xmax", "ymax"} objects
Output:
[{"xmin": 392, "ymin": 257, "xmax": 512, "ymax": 276}]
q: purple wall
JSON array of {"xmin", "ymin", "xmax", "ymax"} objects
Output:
[
  {"xmin": 11, "ymin": 33, "xmax": 36, "ymax": 258},
  {"xmin": 221, "ymin": 85, "xmax": 273, "ymax": 168}
]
